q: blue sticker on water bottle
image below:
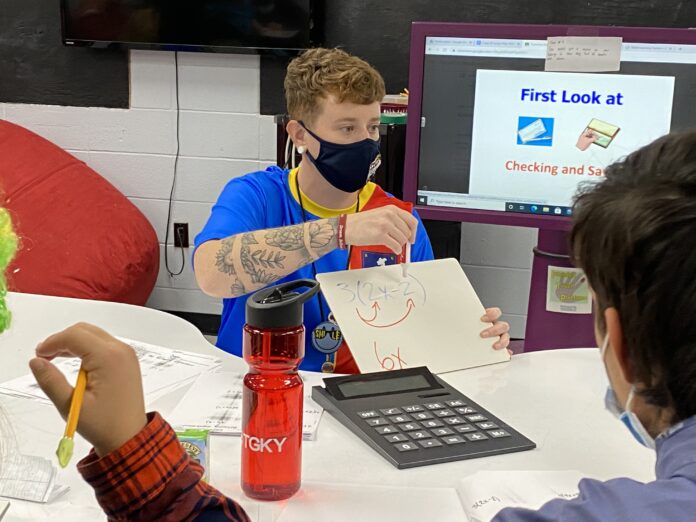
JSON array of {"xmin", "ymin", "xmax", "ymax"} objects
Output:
[{"xmin": 311, "ymin": 321, "xmax": 343, "ymax": 354}]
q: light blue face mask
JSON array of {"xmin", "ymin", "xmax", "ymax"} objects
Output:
[{"xmin": 600, "ymin": 335, "xmax": 656, "ymax": 449}]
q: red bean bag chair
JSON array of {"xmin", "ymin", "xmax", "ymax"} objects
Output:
[{"xmin": 0, "ymin": 119, "xmax": 159, "ymax": 305}]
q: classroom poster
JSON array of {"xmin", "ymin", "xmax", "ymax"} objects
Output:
[{"xmin": 546, "ymin": 266, "xmax": 592, "ymax": 314}]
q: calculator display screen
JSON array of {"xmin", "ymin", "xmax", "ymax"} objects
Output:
[{"xmin": 338, "ymin": 374, "xmax": 432, "ymax": 398}]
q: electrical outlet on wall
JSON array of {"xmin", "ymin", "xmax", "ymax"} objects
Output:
[{"xmin": 174, "ymin": 223, "xmax": 189, "ymax": 248}]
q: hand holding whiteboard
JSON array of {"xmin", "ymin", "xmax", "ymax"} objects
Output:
[{"xmin": 316, "ymin": 258, "xmax": 510, "ymax": 374}]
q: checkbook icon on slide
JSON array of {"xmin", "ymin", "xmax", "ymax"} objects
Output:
[{"xmin": 518, "ymin": 118, "xmax": 548, "ymax": 143}]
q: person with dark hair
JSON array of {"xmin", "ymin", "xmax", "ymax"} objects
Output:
[{"xmin": 494, "ymin": 131, "xmax": 696, "ymax": 520}]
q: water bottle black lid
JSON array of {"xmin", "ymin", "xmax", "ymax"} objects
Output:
[{"xmin": 245, "ymin": 279, "xmax": 321, "ymax": 329}]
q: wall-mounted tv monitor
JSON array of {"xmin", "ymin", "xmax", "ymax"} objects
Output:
[
  {"xmin": 60, "ymin": 0, "xmax": 320, "ymax": 54},
  {"xmin": 403, "ymin": 23, "xmax": 696, "ymax": 230}
]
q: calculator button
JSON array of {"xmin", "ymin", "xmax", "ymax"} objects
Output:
[
  {"xmin": 398, "ymin": 422, "xmax": 420, "ymax": 432},
  {"xmin": 465, "ymin": 414, "xmax": 488, "ymax": 422},
  {"xmin": 443, "ymin": 435, "xmax": 466, "ymax": 445},
  {"xmin": 476, "ymin": 422, "xmax": 499, "ymax": 430},
  {"xmin": 488, "ymin": 429, "xmax": 511, "ymax": 438},
  {"xmin": 444, "ymin": 416, "xmax": 466, "ymax": 425},
  {"xmin": 358, "ymin": 410, "xmax": 379, "ymax": 418},
  {"xmin": 394, "ymin": 442, "xmax": 418, "ymax": 452},
  {"xmin": 420, "ymin": 419, "xmax": 444, "ymax": 428},
  {"xmin": 454, "ymin": 424, "xmax": 477, "ymax": 433},
  {"xmin": 465, "ymin": 432, "xmax": 489, "ymax": 442},
  {"xmin": 446, "ymin": 399, "xmax": 466, "ymax": 407},
  {"xmin": 402, "ymin": 405, "xmax": 425, "ymax": 413},
  {"xmin": 431, "ymin": 427, "xmax": 455, "ymax": 436},
  {"xmin": 434, "ymin": 409, "xmax": 455, "ymax": 417},
  {"xmin": 375, "ymin": 426, "xmax": 398, "ymax": 434},
  {"xmin": 418, "ymin": 439, "xmax": 443, "ymax": 449},
  {"xmin": 409, "ymin": 430, "xmax": 432, "ymax": 440},
  {"xmin": 412, "ymin": 412, "xmax": 434, "ymax": 420},
  {"xmin": 384, "ymin": 433, "xmax": 409, "ymax": 443},
  {"xmin": 424, "ymin": 402, "xmax": 445, "ymax": 410},
  {"xmin": 389, "ymin": 414, "xmax": 411, "ymax": 423},
  {"xmin": 365, "ymin": 418, "xmax": 388, "ymax": 426},
  {"xmin": 380, "ymin": 407, "xmax": 402, "ymax": 416},
  {"xmin": 456, "ymin": 407, "xmax": 477, "ymax": 414}
]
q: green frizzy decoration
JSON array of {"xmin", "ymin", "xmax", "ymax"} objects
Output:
[{"xmin": 0, "ymin": 208, "xmax": 18, "ymax": 333}]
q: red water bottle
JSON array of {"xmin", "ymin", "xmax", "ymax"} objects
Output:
[{"xmin": 241, "ymin": 279, "xmax": 320, "ymax": 500}]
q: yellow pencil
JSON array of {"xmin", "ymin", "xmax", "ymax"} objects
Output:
[{"xmin": 56, "ymin": 367, "xmax": 87, "ymax": 468}]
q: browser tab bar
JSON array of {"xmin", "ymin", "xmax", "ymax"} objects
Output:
[{"xmin": 425, "ymin": 36, "xmax": 696, "ymax": 64}]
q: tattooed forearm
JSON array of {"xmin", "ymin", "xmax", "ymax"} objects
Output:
[
  {"xmin": 309, "ymin": 220, "xmax": 336, "ymax": 250},
  {"xmin": 264, "ymin": 218, "xmax": 337, "ymax": 254},
  {"xmin": 241, "ymin": 232, "xmax": 281, "ymax": 285},
  {"xmin": 250, "ymin": 250, "xmax": 286, "ymax": 269},
  {"xmin": 206, "ymin": 218, "xmax": 339, "ymax": 298},
  {"xmin": 214, "ymin": 236, "xmax": 246, "ymax": 294},
  {"xmin": 230, "ymin": 279, "xmax": 246, "ymax": 295},
  {"xmin": 265, "ymin": 224, "xmax": 305, "ymax": 250},
  {"xmin": 215, "ymin": 237, "xmax": 237, "ymax": 275}
]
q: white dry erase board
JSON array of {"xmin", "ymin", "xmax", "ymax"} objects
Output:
[{"xmin": 316, "ymin": 258, "xmax": 510, "ymax": 374}]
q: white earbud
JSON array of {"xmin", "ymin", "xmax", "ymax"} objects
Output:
[{"xmin": 297, "ymin": 145, "xmax": 306, "ymax": 154}]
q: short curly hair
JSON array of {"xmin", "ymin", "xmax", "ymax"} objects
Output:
[{"xmin": 284, "ymin": 47, "xmax": 386, "ymax": 124}]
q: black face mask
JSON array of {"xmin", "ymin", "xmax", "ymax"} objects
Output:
[{"xmin": 300, "ymin": 123, "xmax": 381, "ymax": 193}]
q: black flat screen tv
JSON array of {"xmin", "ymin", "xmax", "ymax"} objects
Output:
[{"xmin": 60, "ymin": 0, "xmax": 320, "ymax": 54}]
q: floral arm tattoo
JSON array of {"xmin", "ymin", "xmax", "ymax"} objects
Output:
[
  {"xmin": 214, "ymin": 218, "xmax": 338, "ymax": 297},
  {"xmin": 214, "ymin": 236, "xmax": 246, "ymax": 295}
]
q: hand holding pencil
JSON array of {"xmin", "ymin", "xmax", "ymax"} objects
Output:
[
  {"xmin": 29, "ymin": 323, "xmax": 148, "ymax": 460},
  {"xmin": 55, "ymin": 367, "xmax": 87, "ymax": 467}
]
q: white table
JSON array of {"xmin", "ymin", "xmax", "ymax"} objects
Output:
[
  {"xmin": 0, "ymin": 292, "xmax": 655, "ymax": 521},
  {"xmin": 1, "ymin": 292, "xmax": 214, "ymax": 378}
]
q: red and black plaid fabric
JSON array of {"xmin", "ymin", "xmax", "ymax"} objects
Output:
[{"xmin": 78, "ymin": 412, "xmax": 250, "ymax": 521}]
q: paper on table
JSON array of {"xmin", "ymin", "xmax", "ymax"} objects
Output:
[
  {"xmin": 0, "ymin": 455, "xmax": 68, "ymax": 503},
  {"xmin": 545, "ymin": 36, "xmax": 622, "ymax": 72},
  {"xmin": 0, "ymin": 501, "xmax": 8, "ymax": 520},
  {"xmin": 316, "ymin": 258, "xmax": 510, "ymax": 374},
  {"xmin": 457, "ymin": 470, "xmax": 584, "ymax": 522},
  {"xmin": 121, "ymin": 338, "xmax": 223, "ymax": 406},
  {"xmin": 275, "ymin": 482, "xmax": 464, "ymax": 522},
  {"xmin": 0, "ymin": 338, "xmax": 222, "ymax": 407},
  {"xmin": 167, "ymin": 371, "xmax": 325, "ymax": 441}
]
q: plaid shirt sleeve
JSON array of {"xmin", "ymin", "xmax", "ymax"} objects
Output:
[{"xmin": 78, "ymin": 412, "xmax": 250, "ymax": 522}]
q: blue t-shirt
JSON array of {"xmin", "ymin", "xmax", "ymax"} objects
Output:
[{"xmin": 194, "ymin": 166, "xmax": 434, "ymax": 372}]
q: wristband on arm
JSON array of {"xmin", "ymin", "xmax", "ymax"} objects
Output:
[{"xmin": 337, "ymin": 214, "xmax": 348, "ymax": 250}]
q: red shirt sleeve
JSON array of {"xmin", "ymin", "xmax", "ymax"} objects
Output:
[{"xmin": 78, "ymin": 412, "xmax": 250, "ymax": 522}]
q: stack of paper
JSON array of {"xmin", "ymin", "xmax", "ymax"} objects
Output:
[
  {"xmin": 167, "ymin": 371, "xmax": 325, "ymax": 441},
  {"xmin": 457, "ymin": 470, "xmax": 584, "ymax": 521},
  {"xmin": 0, "ymin": 338, "xmax": 222, "ymax": 407},
  {"xmin": 0, "ymin": 454, "xmax": 69, "ymax": 503}
]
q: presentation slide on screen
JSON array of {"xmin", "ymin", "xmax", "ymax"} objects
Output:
[{"xmin": 468, "ymin": 70, "xmax": 675, "ymax": 207}]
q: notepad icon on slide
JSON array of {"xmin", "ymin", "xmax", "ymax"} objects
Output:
[
  {"xmin": 517, "ymin": 117, "xmax": 554, "ymax": 147},
  {"xmin": 587, "ymin": 118, "xmax": 620, "ymax": 148}
]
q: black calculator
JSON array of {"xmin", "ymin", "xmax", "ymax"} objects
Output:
[{"xmin": 311, "ymin": 366, "xmax": 535, "ymax": 469}]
